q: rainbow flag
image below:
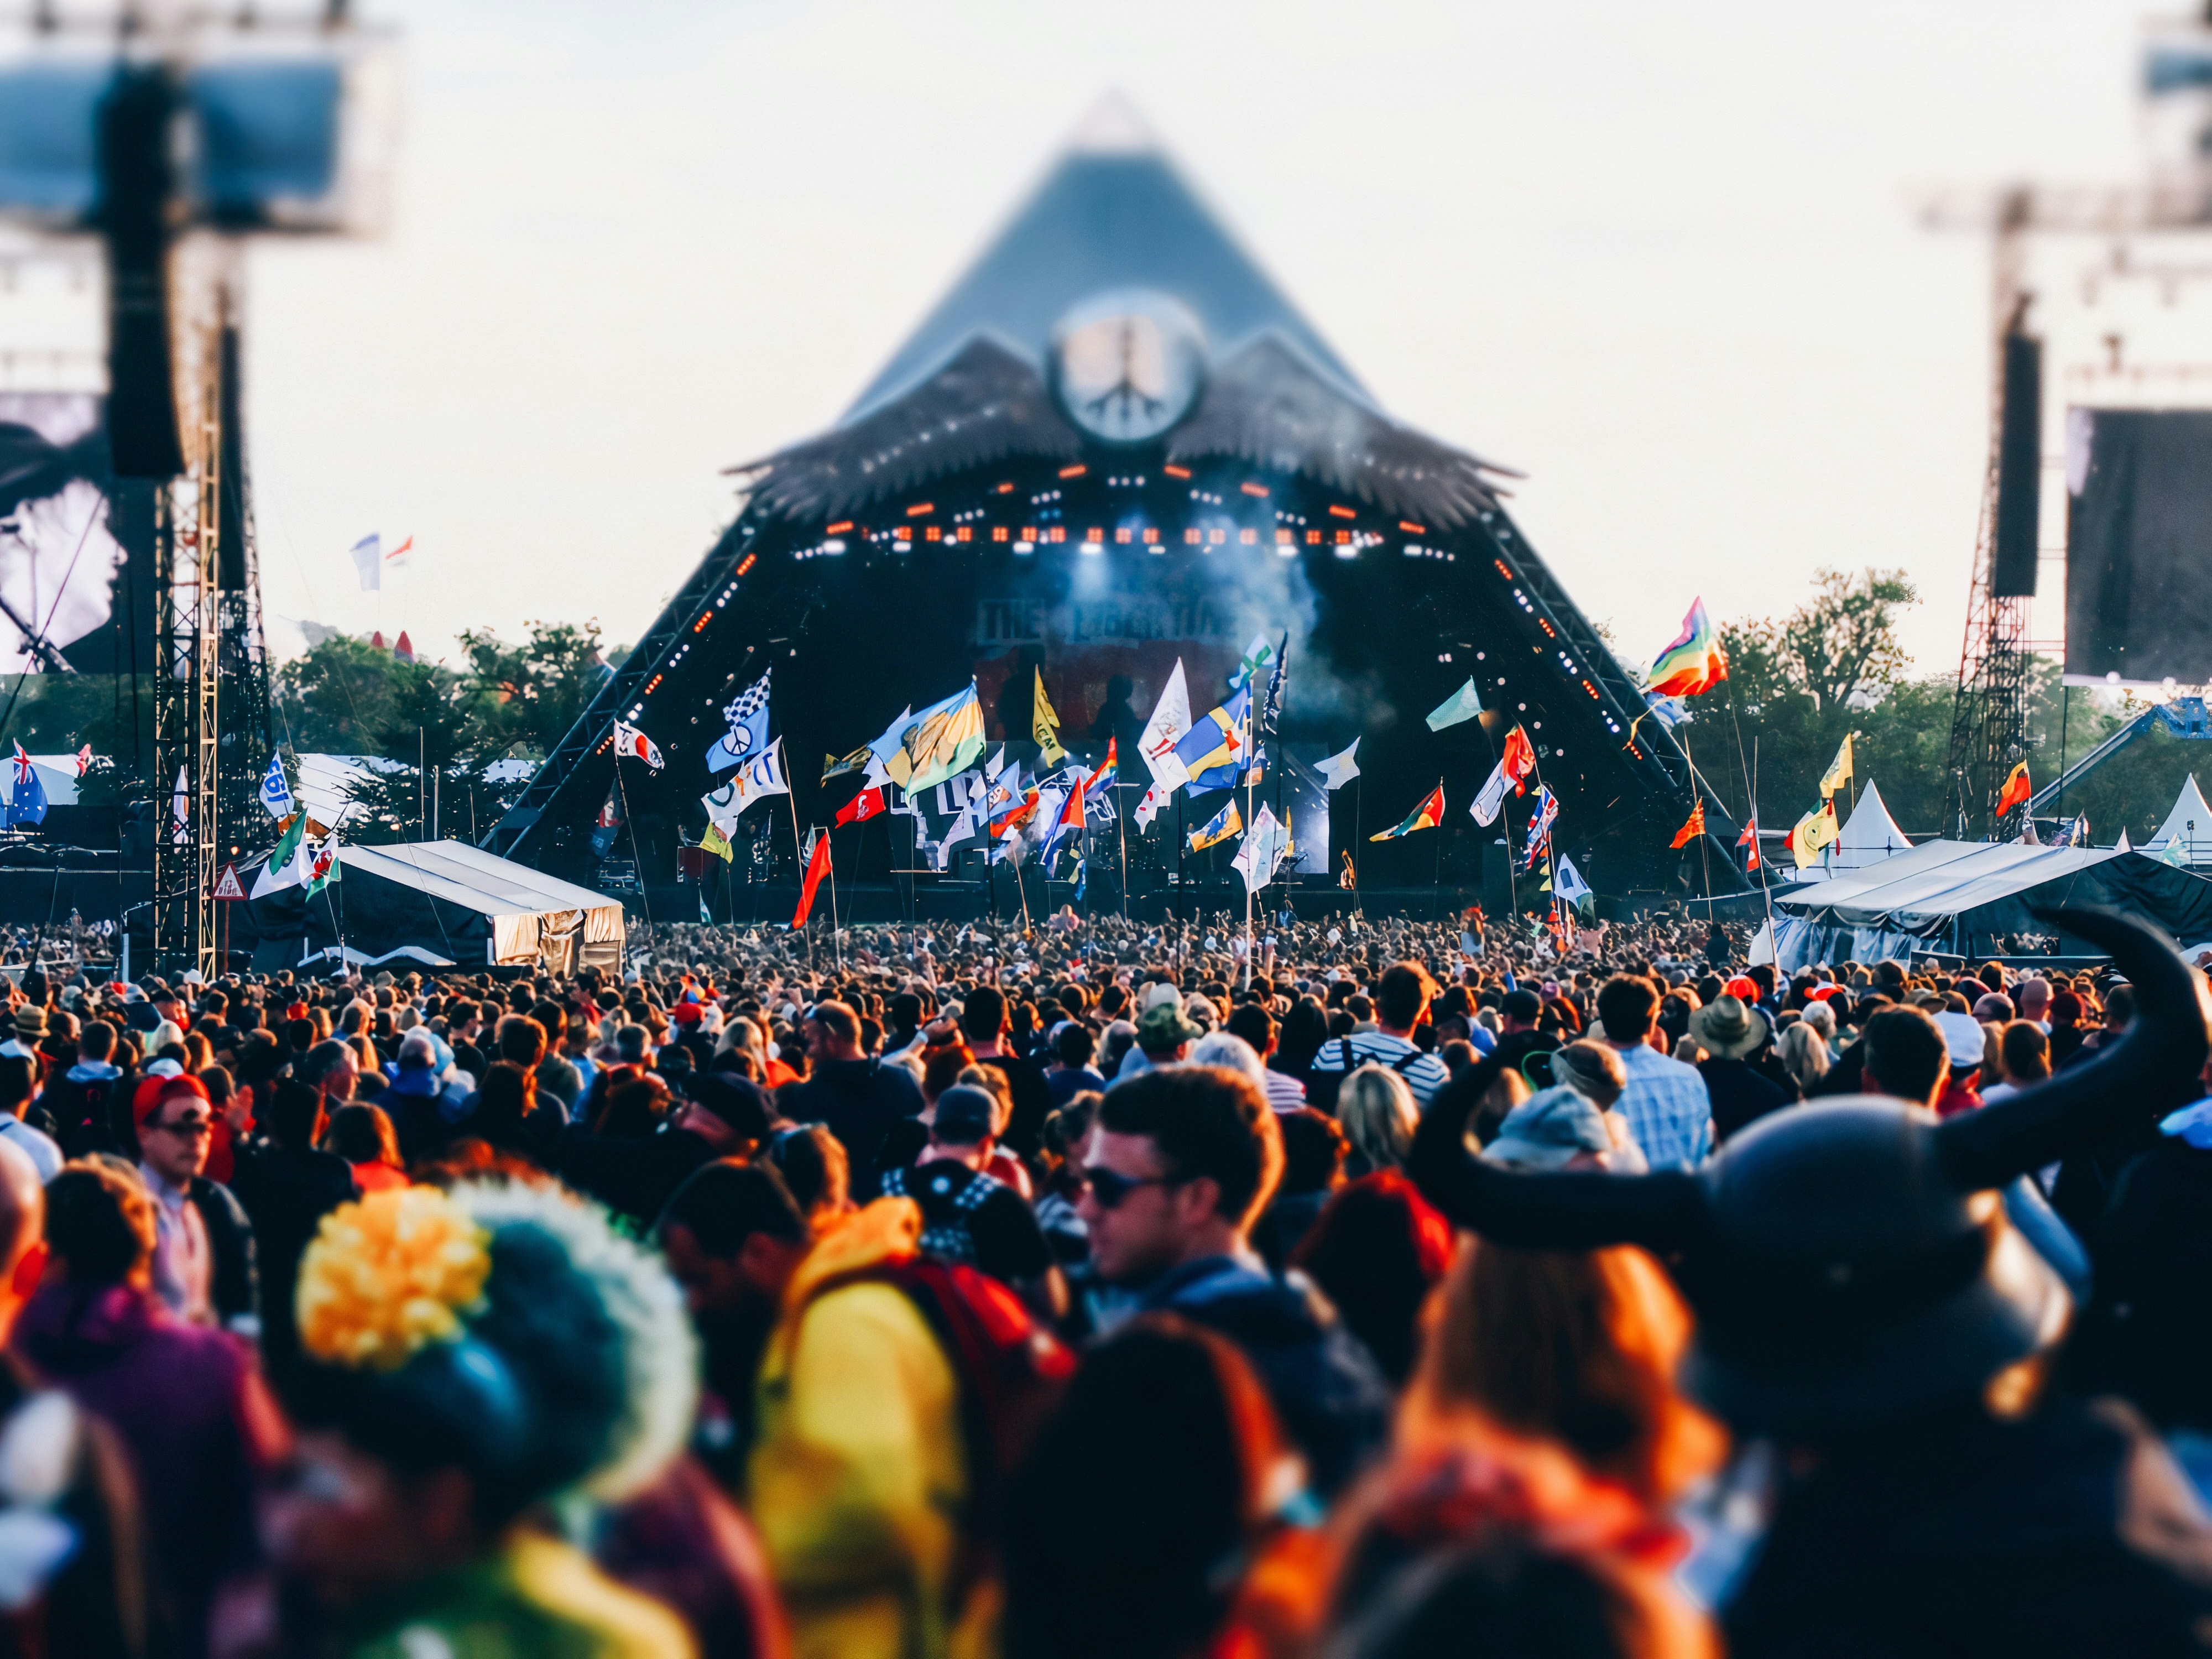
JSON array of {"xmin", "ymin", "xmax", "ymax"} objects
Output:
[
  {"xmin": 1648, "ymin": 599, "xmax": 1728, "ymax": 698},
  {"xmin": 1370, "ymin": 784, "xmax": 1446, "ymax": 841}
]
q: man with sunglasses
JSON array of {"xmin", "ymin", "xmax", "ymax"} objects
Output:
[
  {"xmin": 133, "ymin": 1073, "xmax": 258, "ymax": 1335},
  {"xmin": 1078, "ymin": 1066, "xmax": 1390, "ymax": 1498}
]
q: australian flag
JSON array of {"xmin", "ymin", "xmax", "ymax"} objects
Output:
[{"xmin": 7, "ymin": 745, "xmax": 46, "ymax": 829}]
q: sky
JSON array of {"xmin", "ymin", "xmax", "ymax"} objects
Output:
[{"xmin": 43, "ymin": 1, "xmax": 2195, "ymax": 675}]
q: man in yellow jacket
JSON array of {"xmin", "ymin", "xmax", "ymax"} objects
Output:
[{"xmin": 660, "ymin": 1162, "xmax": 978, "ymax": 1659}]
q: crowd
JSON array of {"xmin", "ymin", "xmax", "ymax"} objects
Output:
[{"xmin": 0, "ymin": 899, "xmax": 2202, "ymax": 1656}]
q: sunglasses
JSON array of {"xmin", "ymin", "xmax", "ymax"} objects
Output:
[
  {"xmin": 1080, "ymin": 1166, "xmax": 1183, "ymax": 1209},
  {"xmin": 152, "ymin": 1113, "xmax": 212, "ymax": 1138}
]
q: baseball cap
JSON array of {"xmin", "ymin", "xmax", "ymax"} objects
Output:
[
  {"xmin": 932, "ymin": 1084, "xmax": 997, "ymax": 1145},
  {"xmin": 132, "ymin": 1072, "xmax": 210, "ymax": 1130}
]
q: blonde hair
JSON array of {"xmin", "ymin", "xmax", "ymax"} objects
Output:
[
  {"xmin": 1338, "ymin": 1063, "xmax": 1418, "ymax": 1171},
  {"xmin": 1778, "ymin": 1021, "xmax": 1829, "ymax": 1092}
]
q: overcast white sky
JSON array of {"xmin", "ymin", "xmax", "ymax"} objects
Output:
[{"xmin": 229, "ymin": 0, "xmax": 2166, "ymax": 676}]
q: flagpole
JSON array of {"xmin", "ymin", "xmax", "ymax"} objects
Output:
[
  {"xmin": 785, "ymin": 789, "xmax": 811, "ymax": 973},
  {"xmin": 1683, "ymin": 729, "xmax": 1713, "ymax": 913},
  {"xmin": 1432, "ymin": 776, "xmax": 1444, "ymax": 921},
  {"xmin": 613, "ymin": 758, "xmax": 653, "ymax": 928},
  {"xmin": 1353, "ymin": 775, "xmax": 1364, "ymax": 918},
  {"xmin": 1117, "ymin": 781, "xmax": 1129, "ymax": 920},
  {"xmin": 826, "ymin": 824, "xmax": 842, "ymax": 971},
  {"xmin": 1754, "ymin": 735, "xmax": 1775, "ymax": 945}
]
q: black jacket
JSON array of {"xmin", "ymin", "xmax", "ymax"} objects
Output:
[
  {"xmin": 185, "ymin": 1176, "xmax": 259, "ymax": 1335},
  {"xmin": 780, "ymin": 1058, "xmax": 924, "ymax": 1192},
  {"xmin": 227, "ymin": 1143, "xmax": 357, "ymax": 1366},
  {"xmin": 1700, "ymin": 1056, "xmax": 1792, "ymax": 1144}
]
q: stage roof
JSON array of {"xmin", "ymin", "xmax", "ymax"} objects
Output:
[
  {"xmin": 1778, "ymin": 839, "xmax": 2212, "ymax": 942},
  {"xmin": 846, "ymin": 99, "xmax": 1368, "ymax": 424},
  {"xmin": 340, "ymin": 839, "xmax": 615, "ymax": 920}
]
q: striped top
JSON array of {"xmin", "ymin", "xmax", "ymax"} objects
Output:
[{"xmin": 1306, "ymin": 1032, "xmax": 1451, "ymax": 1108}]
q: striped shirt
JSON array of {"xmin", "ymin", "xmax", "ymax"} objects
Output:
[
  {"xmin": 1307, "ymin": 1032, "xmax": 1451, "ymax": 1108},
  {"xmin": 1261, "ymin": 1068, "xmax": 1307, "ymax": 1112}
]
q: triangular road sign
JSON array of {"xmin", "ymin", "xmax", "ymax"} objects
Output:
[{"xmin": 212, "ymin": 863, "xmax": 247, "ymax": 901}]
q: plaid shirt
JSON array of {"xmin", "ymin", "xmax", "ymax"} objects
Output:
[{"xmin": 1610, "ymin": 1041, "xmax": 1713, "ymax": 1170}]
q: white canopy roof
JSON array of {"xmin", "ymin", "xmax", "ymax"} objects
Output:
[
  {"xmin": 338, "ymin": 839, "xmax": 614, "ymax": 920},
  {"xmin": 2146, "ymin": 774, "xmax": 2212, "ymax": 865}
]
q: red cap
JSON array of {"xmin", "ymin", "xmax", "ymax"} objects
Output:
[
  {"xmin": 1724, "ymin": 976, "xmax": 1759, "ymax": 1001},
  {"xmin": 132, "ymin": 1073, "xmax": 210, "ymax": 1131},
  {"xmin": 669, "ymin": 1002, "xmax": 704, "ymax": 1026}
]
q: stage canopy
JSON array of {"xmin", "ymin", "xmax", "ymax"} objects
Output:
[
  {"xmin": 491, "ymin": 105, "xmax": 1731, "ymax": 912},
  {"xmin": 1771, "ymin": 839, "xmax": 2212, "ymax": 968},
  {"xmin": 243, "ymin": 839, "xmax": 624, "ymax": 975}
]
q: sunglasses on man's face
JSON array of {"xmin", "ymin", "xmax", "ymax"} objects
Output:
[
  {"xmin": 152, "ymin": 1113, "xmax": 212, "ymax": 1138},
  {"xmin": 1079, "ymin": 1165, "xmax": 1182, "ymax": 1209}
]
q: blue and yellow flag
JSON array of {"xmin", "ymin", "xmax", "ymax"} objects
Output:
[
  {"xmin": 1171, "ymin": 686, "xmax": 1250, "ymax": 792},
  {"xmin": 1188, "ymin": 796, "xmax": 1243, "ymax": 852}
]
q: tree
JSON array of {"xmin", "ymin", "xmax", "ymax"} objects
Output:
[{"xmin": 458, "ymin": 621, "xmax": 614, "ymax": 761}]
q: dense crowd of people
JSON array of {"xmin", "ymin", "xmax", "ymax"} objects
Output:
[{"xmin": 0, "ymin": 900, "xmax": 2204, "ymax": 1656}]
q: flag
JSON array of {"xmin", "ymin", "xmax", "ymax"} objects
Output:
[
  {"xmin": 1229, "ymin": 633, "xmax": 1277, "ymax": 692},
  {"xmin": 1371, "ymin": 784, "xmax": 1445, "ymax": 841},
  {"xmin": 1233, "ymin": 804, "xmax": 1291, "ymax": 893},
  {"xmin": 1670, "ymin": 799, "xmax": 1706, "ymax": 850},
  {"xmin": 700, "ymin": 820, "xmax": 734, "ymax": 862},
  {"xmin": 1524, "ymin": 786, "xmax": 1559, "ymax": 868},
  {"xmin": 1040, "ymin": 775, "xmax": 1087, "ymax": 868},
  {"xmin": 171, "ymin": 765, "xmax": 188, "ymax": 843},
  {"xmin": 793, "ymin": 831, "xmax": 832, "ymax": 928},
  {"xmin": 1138, "ymin": 661, "xmax": 1193, "ymax": 788},
  {"xmin": 1791, "ymin": 800, "xmax": 1840, "ymax": 868},
  {"xmin": 1171, "ymin": 686, "xmax": 1250, "ymax": 794},
  {"xmin": 991, "ymin": 786, "xmax": 1041, "ymax": 839},
  {"xmin": 393, "ymin": 630, "xmax": 415, "ymax": 665},
  {"xmin": 6, "ymin": 747, "xmax": 46, "ymax": 829},
  {"xmin": 822, "ymin": 745, "xmax": 870, "ymax": 784},
  {"xmin": 1190, "ymin": 796, "xmax": 1244, "ymax": 852},
  {"xmin": 1737, "ymin": 813, "xmax": 1760, "ymax": 872},
  {"xmin": 1647, "ymin": 598, "xmax": 1728, "ymax": 697},
  {"xmin": 611, "ymin": 721, "xmax": 664, "ymax": 770},
  {"xmin": 1135, "ymin": 781, "xmax": 1172, "ymax": 830},
  {"xmin": 1996, "ymin": 760, "xmax": 2032, "ymax": 818},
  {"xmin": 1083, "ymin": 739, "xmax": 1118, "ymax": 794},
  {"xmin": 349, "ymin": 534, "xmax": 381, "ymax": 591},
  {"xmin": 1032, "ymin": 670, "xmax": 1067, "ymax": 767},
  {"xmin": 1316, "ymin": 739, "xmax": 1361, "ymax": 790},
  {"xmin": 74, "ymin": 745, "xmax": 90, "ymax": 779},
  {"xmin": 732, "ymin": 739, "xmax": 791, "ymax": 809},
  {"xmin": 836, "ymin": 786, "xmax": 886, "ymax": 827},
  {"xmin": 259, "ymin": 750, "xmax": 293, "ymax": 820},
  {"xmin": 385, "ymin": 534, "xmax": 414, "ymax": 570},
  {"xmin": 1554, "ymin": 853, "xmax": 1594, "ymax": 914},
  {"xmin": 300, "ymin": 831, "xmax": 340, "ymax": 899},
  {"xmin": 700, "ymin": 889, "xmax": 713, "ymax": 923},
  {"xmin": 1339, "ymin": 850, "xmax": 1357, "ymax": 890},
  {"xmin": 1426, "ymin": 677, "xmax": 1484, "ymax": 732},
  {"xmin": 890, "ymin": 683, "xmax": 987, "ymax": 792},
  {"xmin": 1819, "ymin": 732, "xmax": 1856, "ymax": 799},
  {"xmin": 707, "ymin": 671, "xmax": 773, "ymax": 772},
  {"xmin": 1471, "ymin": 725, "xmax": 1538, "ymax": 826},
  {"xmin": 2161, "ymin": 834, "xmax": 2189, "ymax": 868}
]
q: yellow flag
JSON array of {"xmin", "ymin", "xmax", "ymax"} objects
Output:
[
  {"xmin": 1791, "ymin": 799, "xmax": 1840, "ymax": 868},
  {"xmin": 1032, "ymin": 669, "xmax": 1067, "ymax": 766},
  {"xmin": 1819, "ymin": 731, "xmax": 1856, "ymax": 799},
  {"xmin": 701, "ymin": 821, "xmax": 734, "ymax": 862}
]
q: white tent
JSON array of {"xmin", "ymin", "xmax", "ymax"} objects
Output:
[
  {"xmin": 1789, "ymin": 778, "xmax": 1916, "ymax": 880},
  {"xmin": 2146, "ymin": 775, "xmax": 2212, "ymax": 867}
]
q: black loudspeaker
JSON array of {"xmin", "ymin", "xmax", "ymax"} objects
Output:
[
  {"xmin": 1992, "ymin": 330, "xmax": 2042, "ymax": 599},
  {"xmin": 98, "ymin": 66, "xmax": 185, "ymax": 482}
]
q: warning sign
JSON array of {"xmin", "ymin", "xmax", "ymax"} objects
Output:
[{"xmin": 212, "ymin": 864, "xmax": 248, "ymax": 901}]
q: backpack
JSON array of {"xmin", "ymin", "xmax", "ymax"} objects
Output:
[
  {"xmin": 805, "ymin": 1254, "xmax": 1074, "ymax": 1605},
  {"xmin": 1305, "ymin": 1036, "xmax": 1425, "ymax": 1115}
]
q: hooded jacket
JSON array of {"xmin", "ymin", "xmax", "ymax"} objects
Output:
[{"xmin": 748, "ymin": 1198, "xmax": 979, "ymax": 1659}]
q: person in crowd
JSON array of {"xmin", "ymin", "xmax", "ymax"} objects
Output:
[
  {"xmin": 1077, "ymin": 1065, "xmax": 1391, "ymax": 1496},
  {"xmin": 1338, "ymin": 1064, "xmax": 1420, "ymax": 1176},
  {"xmin": 260, "ymin": 1180, "xmax": 697, "ymax": 1654},
  {"xmin": 322, "ymin": 1102, "xmax": 408, "ymax": 1193},
  {"xmin": 1981, "ymin": 1019, "xmax": 2052, "ymax": 1105},
  {"xmin": 43, "ymin": 1018, "xmax": 123, "ymax": 1149},
  {"xmin": 20, "ymin": 1160, "xmax": 284, "ymax": 1657},
  {"xmin": 226, "ymin": 1077, "xmax": 358, "ymax": 1372},
  {"xmin": 1290, "ymin": 1170, "xmax": 1454, "ymax": 1387},
  {"xmin": 956, "ymin": 986, "xmax": 1055, "ymax": 1154},
  {"xmin": 1117, "ymin": 998, "xmax": 1203, "ymax": 1079},
  {"xmin": 0, "ymin": 1049, "xmax": 61, "ymax": 1178},
  {"xmin": 1688, "ymin": 994, "xmax": 1791, "ymax": 1140},
  {"xmin": 0, "ymin": 1140, "xmax": 150, "ymax": 1658},
  {"xmin": 1225, "ymin": 1002, "xmax": 1307, "ymax": 1109},
  {"xmin": 879, "ymin": 1083, "xmax": 1061, "ymax": 1312},
  {"xmin": 778, "ymin": 1000, "xmax": 924, "ymax": 1193},
  {"xmin": 1483, "ymin": 1041, "xmax": 1645, "ymax": 1173},
  {"xmin": 1306, "ymin": 962, "xmax": 1451, "ymax": 1110},
  {"xmin": 1042, "ymin": 1020, "xmax": 1106, "ymax": 1106},
  {"xmin": 1593, "ymin": 976, "xmax": 1712, "ymax": 1170},
  {"xmin": 999, "ymin": 1316, "xmax": 1309, "ymax": 1659},
  {"xmin": 131, "ymin": 1074, "xmax": 257, "ymax": 1334},
  {"xmin": 1775, "ymin": 1019, "xmax": 1830, "ymax": 1102}
]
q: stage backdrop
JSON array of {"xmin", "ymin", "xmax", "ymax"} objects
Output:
[{"xmin": 2066, "ymin": 406, "xmax": 2212, "ymax": 687}]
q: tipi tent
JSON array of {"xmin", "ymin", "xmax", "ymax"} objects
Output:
[
  {"xmin": 1791, "ymin": 779, "xmax": 1915, "ymax": 879},
  {"xmin": 2146, "ymin": 775, "xmax": 2212, "ymax": 867}
]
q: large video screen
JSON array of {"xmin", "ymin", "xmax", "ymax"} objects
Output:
[
  {"xmin": 0, "ymin": 393, "xmax": 126, "ymax": 672},
  {"xmin": 2066, "ymin": 406, "xmax": 2212, "ymax": 686}
]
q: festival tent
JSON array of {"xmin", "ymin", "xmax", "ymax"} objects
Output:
[
  {"xmin": 1787, "ymin": 779, "xmax": 1916, "ymax": 881},
  {"xmin": 242, "ymin": 839, "xmax": 624, "ymax": 975},
  {"xmin": 2145, "ymin": 775, "xmax": 2212, "ymax": 867},
  {"xmin": 1770, "ymin": 840, "xmax": 2212, "ymax": 969}
]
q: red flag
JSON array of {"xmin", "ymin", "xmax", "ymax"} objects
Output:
[
  {"xmin": 1500, "ymin": 725, "xmax": 1537, "ymax": 796},
  {"xmin": 835, "ymin": 786, "xmax": 885, "ymax": 826},
  {"xmin": 1058, "ymin": 776, "xmax": 1086, "ymax": 828},
  {"xmin": 792, "ymin": 832, "xmax": 831, "ymax": 927},
  {"xmin": 992, "ymin": 786, "xmax": 1041, "ymax": 838},
  {"xmin": 1996, "ymin": 760, "xmax": 2032, "ymax": 818},
  {"xmin": 1671, "ymin": 800, "xmax": 1707, "ymax": 849},
  {"xmin": 1737, "ymin": 813, "xmax": 1760, "ymax": 871}
]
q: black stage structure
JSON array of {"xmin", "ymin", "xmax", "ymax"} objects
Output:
[{"xmin": 495, "ymin": 113, "xmax": 1740, "ymax": 921}]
